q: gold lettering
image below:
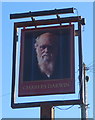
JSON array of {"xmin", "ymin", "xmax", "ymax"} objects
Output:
[{"xmin": 22, "ymin": 82, "xmax": 70, "ymax": 90}]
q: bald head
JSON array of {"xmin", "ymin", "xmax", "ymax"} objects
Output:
[{"xmin": 35, "ymin": 32, "xmax": 58, "ymax": 47}]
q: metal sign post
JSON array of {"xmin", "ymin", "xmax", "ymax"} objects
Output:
[
  {"xmin": 82, "ymin": 63, "xmax": 89, "ymax": 120},
  {"xmin": 78, "ymin": 21, "xmax": 88, "ymax": 120}
]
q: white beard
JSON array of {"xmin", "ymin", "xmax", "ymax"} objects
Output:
[{"xmin": 37, "ymin": 54, "xmax": 54, "ymax": 77}]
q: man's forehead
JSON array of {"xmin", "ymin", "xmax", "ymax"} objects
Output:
[{"xmin": 37, "ymin": 32, "xmax": 57, "ymax": 44}]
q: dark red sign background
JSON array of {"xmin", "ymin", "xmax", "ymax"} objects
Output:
[{"xmin": 18, "ymin": 25, "xmax": 75, "ymax": 96}]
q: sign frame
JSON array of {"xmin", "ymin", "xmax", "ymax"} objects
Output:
[{"xmin": 11, "ymin": 15, "xmax": 84, "ymax": 108}]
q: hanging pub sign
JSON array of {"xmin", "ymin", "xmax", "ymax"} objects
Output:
[{"xmin": 18, "ymin": 25, "xmax": 75, "ymax": 96}]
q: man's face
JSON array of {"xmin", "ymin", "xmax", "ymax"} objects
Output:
[
  {"xmin": 35, "ymin": 33, "xmax": 58, "ymax": 76},
  {"xmin": 35, "ymin": 33, "xmax": 58, "ymax": 63}
]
